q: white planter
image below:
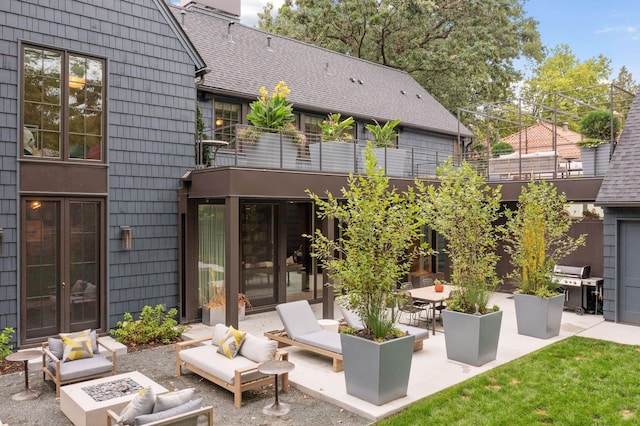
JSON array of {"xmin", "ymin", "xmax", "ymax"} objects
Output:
[
  {"xmin": 367, "ymin": 147, "xmax": 408, "ymax": 176},
  {"xmin": 441, "ymin": 309, "xmax": 503, "ymax": 367},
  {"xmin": 514, "ymin": 293, "xmax": 564, "ymax": 339},
  {"xmin": 245, "ymin": 133, "xmax": 298, "ymax": 169},
  {"xmin": 579, "ymin": 145, "xmax": 610, "ymax": 177}
]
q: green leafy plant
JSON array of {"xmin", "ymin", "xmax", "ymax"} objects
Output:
[
  {"xmin": 419, "ymin": 160, "xmax": 504, "ymax": 314},
  {"xmin": 365, "ymin": 119, "xmax": 401, "ymax": 148},
  {"xmin": 577, "ymin": 109, "xmax": 621, "ymax": 148},
  {"xmin": 0, "ymin": 327, "xmax": 15, "ymax": 359},
  {"xmin": 306, "ymin": 143, "xmax": 426, "ymax": 341},
  {"xmin": 318, "ymin": 113, "xmax": 355, "ymax": 141},
  {"xmin": 110, "ymin": 305, "xmax": 186, "ymax": 346},
  {"xmin": 504, "ymin": 180, "xmax": 586, "ymax": 297},
  {"xmin": 247, "ymin": 81, "xmax": 295, "ymax": 130},
  {"xmin": 491, "ymin": 141, "xmax": 514, "ymax": 157}
]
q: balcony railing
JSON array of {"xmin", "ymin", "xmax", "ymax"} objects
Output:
[{"xmin": 196, "ymin": 125, "xmax": 607, "ymax": 180}]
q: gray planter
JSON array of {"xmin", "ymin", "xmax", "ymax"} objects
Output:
[
  {"xmin": 441, "ymin": 309, "xmax": 503, "ymax": 367},
  {"xmin": 245, "ymin": 133, "xmax": 298, "ymax": 169},
  {"xmin": 514, "ymin": 292, "xmax": 564, "ymax": 339},
  {"xmin": 202, "ymin": 305, "xmax": 225, "ymax": 326},
  {"xmin": 579, "ymin": 145, "xmax": 610, "ymax": 177},
  {"xmin": 309, "ymin": 141, "xmax": 355, "ymax": 172},
  {"xmin": 341, "ymin": 332, "xmax": 415, "ymax": 405},
  {"xmin": 367, "ymin": 147, "xmax": 408, "ymax": 176}
]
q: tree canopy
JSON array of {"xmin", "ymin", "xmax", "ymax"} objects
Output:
[{"xmin": 258, "ymin": 0, "xmax": 544, "ymax": 112}]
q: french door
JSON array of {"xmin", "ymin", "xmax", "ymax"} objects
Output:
[{"xmin": 22, "ymin": 198, "xmax": 104, "ymax": 342}]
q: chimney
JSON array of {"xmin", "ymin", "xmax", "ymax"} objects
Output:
[{"xmin": 562, "ymin": 122, "xmax": 568, "ymax": 132}]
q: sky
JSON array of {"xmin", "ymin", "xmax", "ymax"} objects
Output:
[{"xmin": 238, "ymin": 0, "xmax": 640, "ymax": 82}]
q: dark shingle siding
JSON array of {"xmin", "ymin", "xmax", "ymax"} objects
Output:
[{"xmin": 596, "ymin": 89, "xmax": 640, "ymax": 205}]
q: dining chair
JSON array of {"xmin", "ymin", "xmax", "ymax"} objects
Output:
[{"xmin": 398, "ymin": 290, "xmax": 428, "ymax": 327}]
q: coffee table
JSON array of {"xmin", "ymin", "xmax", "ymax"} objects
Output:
[
  {"xmin": 258, "ymin": 360, "xmax": 295, "ymax": 416},
  {"xmin": 60, "ymin": 371, "xmax": 167, "ymax": 426},
  {"xmin": 6, "ymin": 349, "xmax": 42, "ymax": 400}
]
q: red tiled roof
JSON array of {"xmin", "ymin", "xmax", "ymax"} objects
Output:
[{"xmin": 502, "ymin": 122, "xmax": 582, "ymax": 160}]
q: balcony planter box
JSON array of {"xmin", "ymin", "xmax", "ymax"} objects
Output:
[
  {"xmin": 340, "ymin": 332, "xmax": 415, "ymax": 405},
  {"xmin": 514, "ymin": 292, "xmax": 564, "ymax": 339},
  {"xmin": 309, "ymin": 141, "xmax": 355, "ymax": 173},
  {"xmin": 245, "ymin": 133, "xmax": 297, "ymax": 169},
  {"xmin": 579, "ymin": 144, "xmax": 610, "ymax": 177},
  {"xmin": 441, "ymin": 309, "xmax": 502, "ymax": 367},
  {"xmin": 367, "ymin": 147, "xmax": 407, "ymax": 176}
]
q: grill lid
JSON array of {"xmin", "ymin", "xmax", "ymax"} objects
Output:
[{"xmin": 553, "ymin": 264, "xmax": 590, "ymax": 279}]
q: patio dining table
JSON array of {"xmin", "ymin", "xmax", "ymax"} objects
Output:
[{"xmin": 409, "ymin": 284, "xmax": 455, "ymax": 335}]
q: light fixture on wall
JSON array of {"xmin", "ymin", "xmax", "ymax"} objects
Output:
[
  {"xmin": 215, "ymin": 118, "xmax": 224, "ymax": 127},
  {"xmin": 120, "ymin": 226, "xmax": 132, "ymax": 251},
  {"xmin": 0, "ymin": 228, "xmax": 3, "ymax": 256}
]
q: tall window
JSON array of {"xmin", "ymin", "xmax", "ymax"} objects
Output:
[
  {"xmin": 22, "ymin": 46, "xmax": 105, "ymax": 161},
  {"xmin": 213, "ymin": 101, "xmax": 241, "ymax": 146},
  {"xmin": 198, "ymin": 205, "xmax": 226, "ymax": 310},
  {"xmin": 303, "ymin": 115, "xmax": 323, "ymax": 144}
]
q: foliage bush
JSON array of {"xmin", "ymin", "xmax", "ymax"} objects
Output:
[
  {"xmin": 110, "ymin": 305, "xmax": 186, "ymax": 346},
  {"xmin": 491, "ymin": 141, "xmax": 514, "ymax": 157},
  {"xmin": 577, "ymin": 109, "xmax": 620, "ymax": 147},
  {"xmin": 0, "ymin": 327, "xmax": 15, "ymax": 359}
]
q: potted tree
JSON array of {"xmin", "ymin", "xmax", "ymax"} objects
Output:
[
  {"xmin": 365, "ymin": 119, "xmax": 407, "ymax": 176},
  {"xmin": 577, "ymin": 109, "xmax": 620, "ymax": 177},
  {"xmin": 241, "ymin": 81, "xmax": 306, "ymax": 169},
  {"xmin": 310, "ymin": 113, "xmax": 356, "ymax": 172},
  {"xmin": 504, "ymin": 180, "xmax": 586, "ymax": 339},
  {"xmin": 420, "ymin": 160, "xmax": 504, "ymax": 366},
  {"xmin": 307, "ymin": 144, "xmax": 426, "ymax": 405}
]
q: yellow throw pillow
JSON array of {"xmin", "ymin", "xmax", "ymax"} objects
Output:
[
  {"xmin": 62, "ymin": 332, "xmax": 94, "ymax": 362},
  {"xmin": 216, "ymin": 326, "xmax": 246, "ymax": 359}
]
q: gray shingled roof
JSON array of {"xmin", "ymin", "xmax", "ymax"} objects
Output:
[
  {"xmin": 596, "ymin": 89, "xmax": 640, "ymax": 206},
  {"xmin": 170, "ymin": 5, "xmax": 472, "ymax": 138}
]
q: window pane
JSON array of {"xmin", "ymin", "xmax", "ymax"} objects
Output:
[
  {"xmin": 198, "ymin": 205, "xmax": 226, "ymax": 310},
  {"xmin": 24, "ymin": 75, "xmax": 42, "ymax": 102},
  {"xmin": 213, "ymin": 101, "xmax": 241, "ymax": 146}
]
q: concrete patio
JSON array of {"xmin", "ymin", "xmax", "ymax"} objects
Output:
[{"xmin": 183, "ymin": 291, "xmax": 640, "ymax": 422}]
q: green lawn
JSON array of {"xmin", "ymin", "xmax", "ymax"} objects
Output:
[{"xmin": 379, "ymin": 336, "xmax": 639, "ymax": 425}]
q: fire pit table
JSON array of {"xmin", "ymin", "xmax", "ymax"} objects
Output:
[{"xmin": 60, "ymin": 371, "xmax": 167, "ymax": 426}]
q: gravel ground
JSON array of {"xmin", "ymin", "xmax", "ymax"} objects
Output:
[{"xmin": 0, "ymin": 345, "xmax": 371, "ymax": 426}]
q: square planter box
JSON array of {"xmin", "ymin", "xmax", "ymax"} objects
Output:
[
  {"xmin": 442, "ymin": 309, "xmax": 502, "ymax": 367},
  {"xmin": 514, "ymin": 292, "xmax": 564, "ymax": 339}
]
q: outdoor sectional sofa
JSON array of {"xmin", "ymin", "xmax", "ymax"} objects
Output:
[
  {"xmin": 264, "ymin": 300, "xmax": 429, "ymax": 373},
  {"xmin": 175, "ymin": 323, "xmax": 289, "ymax": 408}
]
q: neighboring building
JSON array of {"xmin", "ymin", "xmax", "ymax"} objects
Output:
[
  {"xmin": 596, "ymin": 88, "xmax": 640, "ymax": 325},
  {"xmin": 501, "ymin": 121, "xmax": 582, "ymax": 160},
  {"xmin": 0, "ymin": 0, "xmax": 205, "ymax": 347}
]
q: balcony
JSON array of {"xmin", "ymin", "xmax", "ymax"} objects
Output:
[{"xmin": 196, "ymin": 125, "xmax": 608, "ymax": 181}]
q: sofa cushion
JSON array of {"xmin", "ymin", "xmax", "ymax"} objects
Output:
[
  {"xmin": 276, "ymin": 301, "xmax": 322, "ymax": 340},
  {"xmin": 152, "ymin": 388, "xmax": 195, "ymax": 413},
  {"xmin": 216, "ymin": 326, "xmax": 246, "ymax": 359},
  {"xmin": 238, "ymin": 333, "xmax": 278, "ymax": 363},
  {"xmin": 48, "ymin": 337, "xmax": 64, "ymax": 360},
  {"xmin": 394, "ymin": 323, "xmax": 429, "ymax": 341},
  {"xmin": 47, "ymin": 353, "xmax": 113, "ymax": 381},
  {"xmin": 211, "ymin": 323, "xmax": 228, "ymax": 346},
  {"xmin": 295, "ymin": 329, "xmax": 342, "ymax": 354},
  {"xmin": 118, "ymin": 387, "xmax": 156, "ymax": 425},
  {"xmin": 134, "ymin": 398, "xmax": 202, "ymax": 426},
  {"xmin": 62, "ymin": 332, "xmax": 94, "ymax": 362},
  {"xmin": 179, "ymin": 345, "xmax": 267, "ymax": 385}
]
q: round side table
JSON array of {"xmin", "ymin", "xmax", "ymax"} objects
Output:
[
  {"xmin": 257, "ymin": 360, "xmax": 295, "ymax": 416},
  {"xmin": 6, "ymin": 349, "xmax": 43, "ymax": 401}
]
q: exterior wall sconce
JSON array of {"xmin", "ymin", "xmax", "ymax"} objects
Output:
[
  {"xmin": 120, "ymin": 226, "xmax": 132, "ymax": 251},
  {"xmin": 0, "ymin": 228, "xmax": 3, "ymax": 256}
]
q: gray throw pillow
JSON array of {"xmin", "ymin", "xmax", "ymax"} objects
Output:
[
  {"xmin": 152, "ymin": 388, "xmax": 195, "ymax": 413},
  {"xmin": 134, "ymin": 398, "xmax": 202, "ymax": 426}
]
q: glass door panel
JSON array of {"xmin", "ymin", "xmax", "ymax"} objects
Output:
[
  {"xmin": 25, "ymin": 200, "xmax": 60, "ymax": 338},
  {"xmin": 198, "ymin": 205, "xmax": 226, "ymax": 314},
  {"xmin": 241, "ymin": 203, "xmax": 277, "ymax": 306}
]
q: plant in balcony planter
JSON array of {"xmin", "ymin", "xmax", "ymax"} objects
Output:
[
  {"xmin": 504, "ymin": 180, "xmax": 586, "ymax": 338},
  {"xmin": 365, "ymin": 119, "xmax": 406, "ymax": 176},
  {"xmin": 311, "ymin": 113, "xmax": 355, "ymax": 172},
  {"xmin": 577, "ymin": 109, "xmax": 620, "ymax": 176},
  {"xmin": 419, "ymin": 160, "xmax": 504, "ymax": 366},
  {"xmin": 241, "ymin": 81, "xmax": 305, "ymax": 168},
  {"xmin": 306, "ymin": 144, "xmax": 427, "ymax": 405}
]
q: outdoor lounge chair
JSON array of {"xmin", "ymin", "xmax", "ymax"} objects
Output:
[
  {"xmin": 336, "ymin": 298, "xmax": 429, "ymax": 351},
  {"xmin": 264, "ymin": 300, "xmax": 344, "ymax": 372}
]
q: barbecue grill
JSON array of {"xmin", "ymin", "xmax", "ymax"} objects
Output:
[{"xmin": 552, "ymin": 264, "xmax": 602, "ymax": 315}]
